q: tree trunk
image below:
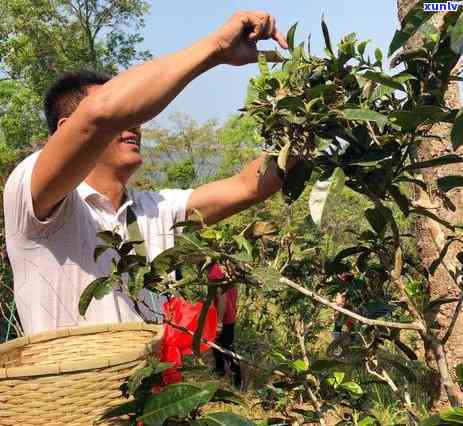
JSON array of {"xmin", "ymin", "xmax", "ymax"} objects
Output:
[{"xmin": 397, "ymin": 0, "xmax": 463, "ymax": 407}]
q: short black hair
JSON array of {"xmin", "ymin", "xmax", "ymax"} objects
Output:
[{"xmin": 44, "ymin": 70, "xmax": 111, "ymax": 134}]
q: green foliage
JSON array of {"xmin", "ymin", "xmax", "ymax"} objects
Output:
[
  {"xmin": 103, "ymin": 357, "xmax": 250, "ymax": 425},
  {"xmin": 139, "ymin": 383, "xmax": 218, "ymax": 425},
  {"xmin": 0, "ymin": 0, "xmax": 151, "ymax": 147},
  {"xmin": 421, "ymin": 408, "xmax": 463, "ymax": 425},
  {"xmin": 138, "ymin": 113, "xmax": 259, "ymax": 191}
]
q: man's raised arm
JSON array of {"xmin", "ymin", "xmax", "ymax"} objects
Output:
[{"xmin": 31, "ymin": 11, "xmax": 287, "ymax": 220}]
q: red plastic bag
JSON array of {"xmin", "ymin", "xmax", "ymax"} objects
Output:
[{"xmin": 160, "ymin": 296, "xmax": 217, "ymax": 384}]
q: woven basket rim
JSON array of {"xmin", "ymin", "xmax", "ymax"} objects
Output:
[{"xmin": 0, "ymin": 322, "xmax": 163, "ymax": 379}]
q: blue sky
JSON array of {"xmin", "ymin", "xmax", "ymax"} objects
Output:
[{"xmin": 140, "ymin": 1, "xmax": 399, "ymax": 127}]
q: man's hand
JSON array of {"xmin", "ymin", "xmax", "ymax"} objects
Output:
[{"xmin": 212, "ymin": 11, "xmax": 288, "ymax": 66}]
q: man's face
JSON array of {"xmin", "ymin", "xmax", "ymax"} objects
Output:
[
  {"xmin": 58, "ymin": 85, "xmax": 144, "ymax": 176},
  {"xmin": 98, "ymin": 125, "xmax": 143, "ymax": 173}
]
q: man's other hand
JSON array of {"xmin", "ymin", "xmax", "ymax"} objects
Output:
[{"xmin": 212, "ymin": 11, "xmax": 288, "ymax": 66}]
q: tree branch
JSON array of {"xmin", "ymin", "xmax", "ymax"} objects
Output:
[{"xmin": 279, "ymin": 276, "xmax": 425, "ymax": 332}]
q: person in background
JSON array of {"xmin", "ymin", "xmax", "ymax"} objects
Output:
[{"xmin": 208, "ymin": 263, "xmax": 241, "ymax": 388}]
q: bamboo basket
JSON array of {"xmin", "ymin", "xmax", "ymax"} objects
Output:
[{"xmin": 0, "ymin": 322, "xmax": 163, "ymax": 426}]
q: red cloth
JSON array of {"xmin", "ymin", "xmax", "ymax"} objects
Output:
[
  {"xmin": 208, "ymin": 263, "xmax": 226, "ymax": 281},
  {"xmin": 159, "ymin": 296, "xmax": 217, "ymax": 384},
  {"xmin": 215, "ymin": 287, "xmax": 238, "ymax": 325}
]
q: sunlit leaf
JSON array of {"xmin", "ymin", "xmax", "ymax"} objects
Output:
[
  {"xmin": 439, "ymin": 408, "xmax": 463, "ymax": 423},
  {"xmin": 277, "ymin": 140, "xmax": 291, "ymax": 172},
  {"xmin": 287, "ymin": 22, "xmax": 298, "ymax": 52},
  {"xmin": 339, "ymin": 381, "xmax": 363, "ymax": 398},
  {"xmin": 309, "ymin": 168, "xmax": 345, "ymax": 227},
  {"xmin": 258, "ymin": 53, "xmax": 270, "ymax": 77},
  {"xmin": 374, "ymin": 48, "xmax": 383, "ymax": 63}
]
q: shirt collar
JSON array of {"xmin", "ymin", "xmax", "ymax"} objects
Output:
[{"xmin": 77, "ymin": 181, "xmax": 134, "ymax": 213}]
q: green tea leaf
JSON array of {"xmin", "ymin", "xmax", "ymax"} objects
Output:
[
  {"xmin": 193, "ymin": 413, "xmax": 255, "ymax": 426},
  {"xmin": 94, "ymin": 245, "xmax": 111, "ymax": 262},
  {"xmin": 97, "ymin": 230, "xmax": 122, "ymax": 248},
  {"xmin": 439, "ymin": 408, "xmax": 463, "ymax": 424},
  {"xmin": 282, "ymin": 161, "xmax": 312, "ymax": 203},
  {"xmin": 340, "ymin": 381, "xmax": 363, "ymax": 398},
  {"xmin": 419, "ymin": 415, "xmax": 443, "ymax": 426},
  {"xmin": 334, "ymin": 246, "xmax": 370, "ymax": 263},
  {"xmin": 321, "ymin": 16, "xmax": 333, "ymax": 55},
  {"xmin": 310, "ymin": 359, "xmax": 345, "ymax": 372},
  {"xmin": 362, "ymin": 71, "xmax": 406, "ymax": 92},
  {"xmin": 287, "ymin": 22, "xmax": 298, "ymax": 52},
  {"xmin": 390, "ymin": 106, "xmax": 452, "ymax": 132},
  {"xmin": 358, "ymin": 416, "xmax": 378, "ymax": 426},
  {"xmin": 412, "ymin": 206, "xmax": 455, "ymax": 231},
  {"xmin": 342, "ymin": 108, "xmax": 388, "ymax": 130},
  {"xmin": 139, "ymin": 383, "xmax": 218, "ymax": 426},
  {"xmin": 404, "ymin": 154, "xmax": 463, "ymax": 171},
  {"xmin": 210, "ymin": 389, "xmax": 244, "ymax": 406},
  {"xmin": 276, "ymin": 96, "xmax": 305, "ymax": 111},
  {"xmin": 365, "ymin": 205, "xmax": 393, "ymax": 235},
  {"xmin": 79, "ymin": 276, "xmax": 120, "ymax": 316},
  {"xmin": 333, "ymin": 371, "xmax": 345, "ymax": 384},
  {"xmin": 258, "ymin": 53, "xmax": 270, "ymax": 77},
  {"xmin": 127, "ymin": 360, "xmax": 172, "ymax": 396},
  {"xmin": 358, "ymin": 39, "xmax": 370, "ymax": 56},
  {"xmin": 438, "ymin": 175, "xmax": 463, "ymax": 192},
  {"xmin": 456, "ymin": 363, "xmax": 463, "ymax": 385},
  {"xmin": 389, "ymin": 185, "xmax": 410, "ymax": 216},
  {"xmin": 130, "ymin": 265, "xmax": 150, "ymax": 296},
  {"xmin": 374, "ymin": 48, "xmax": 383, "ymax": 63},
  {"xmin": 101, "ymin": 400, "xmax": 141, "ymax": 420},
  {"xmin": 292, "ymin": 359, "xmax": 309, "ymax": 373},
  {"xmin": 233, "ymin": 235, "xmax": 254, "ymax": 257}
]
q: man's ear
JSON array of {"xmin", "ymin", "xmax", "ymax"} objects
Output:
[{"xmin": 57, "ymin": 117, "xmax": 68, "ymax": 128}]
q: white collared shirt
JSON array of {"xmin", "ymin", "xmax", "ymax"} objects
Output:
[{"xmin": 4, "ymin": 151, "xmax": 193, "ymax": 336}]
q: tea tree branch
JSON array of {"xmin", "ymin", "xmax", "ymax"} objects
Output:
[{"xmin": 279, "ymin": 276, "xmax": 425, "ymax": 332}]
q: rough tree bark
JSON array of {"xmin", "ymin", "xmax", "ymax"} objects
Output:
[{"xmin": 397, "ymin": 0, "xmax": 463, "ymax": 406}]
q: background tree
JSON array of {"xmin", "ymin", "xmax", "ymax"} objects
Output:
[
  {"xmin": 397, "ymin": 0, "xmax": 463, "ymax": 404},
  {"xmin": 136, "ymin": 113, "xmax": 260, "ymax": 190},
  {"xmin": 0, "ymin": 0, "xmax": 151, "ymax": 147}
]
